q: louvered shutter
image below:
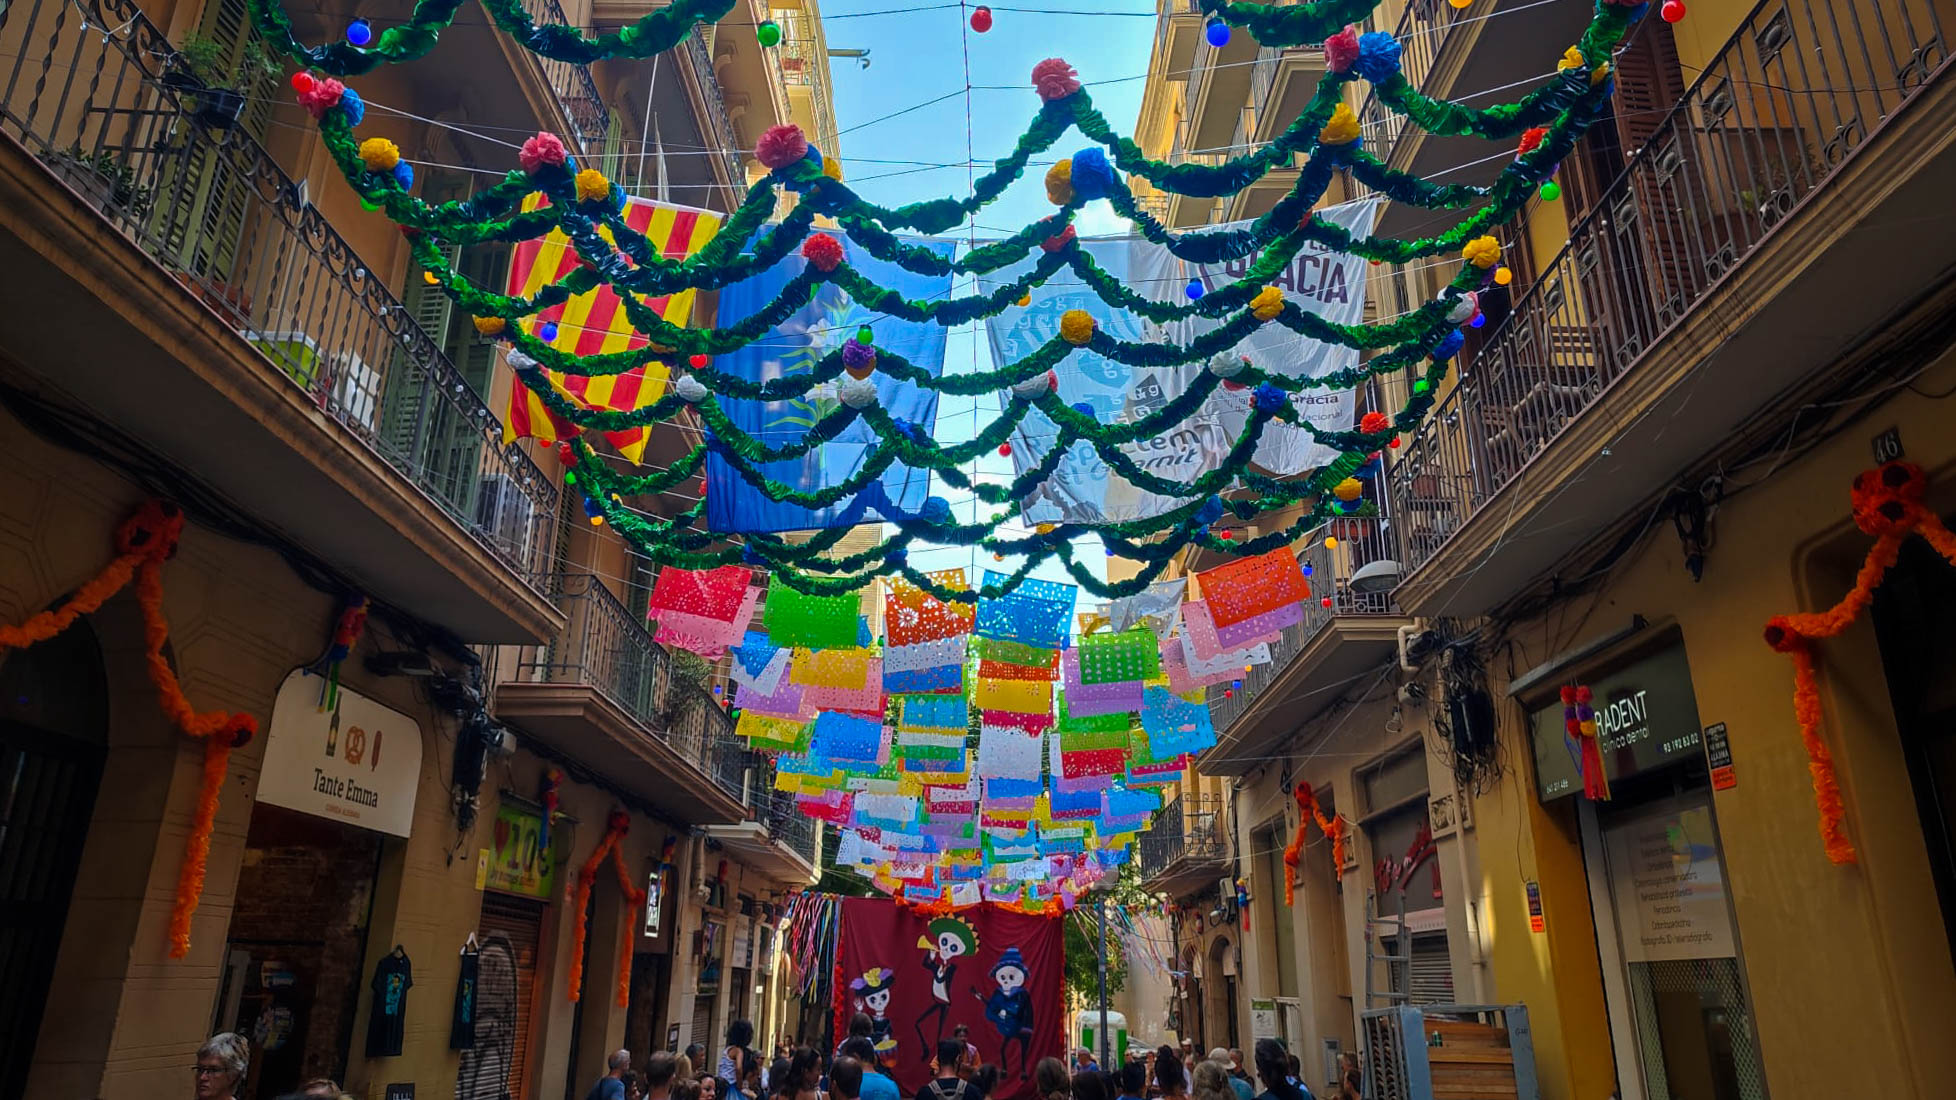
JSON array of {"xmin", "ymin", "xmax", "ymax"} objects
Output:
[
  {"xmin": 478, "ymin": 893, "xmax": 547, "ymax": 1100},
  {"xmin": 380, "ymin": 244, "xmax": 460, "ymax": 468},
  {"xmin": 159, "ymin": 0, "xmax": 278, "ymax": 282}
]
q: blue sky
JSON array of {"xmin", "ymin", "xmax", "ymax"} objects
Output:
[{"xmin": 821, "ymin": 1, "xmax": 1158, "ymax": 594}]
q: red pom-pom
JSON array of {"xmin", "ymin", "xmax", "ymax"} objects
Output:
[
  {"xmin": 801, "ymin": 232, "xmax": 845, "ymax": 273},
  {"xmin": 971, "ymin": 5, "xmax": 992, "ymax": 32},
  {"xmin": 1559, "ymin": 685, "xmax": 1576, "ymax": 705},
  {"xmin": 1041, "ymin": 225, "xmax": 1077, "ymax": 252},
  {"xmin": 1575, "ymin": 685, "xmax": 1593, "ymax": 704},
  {"xmin": 1324, "ymin": 24, "xmax": 1361, "ymax": 72},
  {"xmin": 1388, "ymin": 436, "xmax": 1401, "ymax": 448},
  {"xmin": 1031, "ymin": 58, "xmax": 1082, "ymax": 101},
  {"xmin": 290, "ymin": 71, "xmax": 315, "ymax": 93},
  {"xmin": 755, "ymin": 124, "xmax": 810, "ymax": 170},
  {"xmin": 557, "ymin": 442, "xmax": 577, "ymax": 466},
  {"xmin": 689, "ymin": 353, "xmax": 709, "ymax": 369},
  {"xmin": 1517, "ymin": 126, "xmax": 1548, "ymax": 155},
  {"xmin": 1359, "ymin": 410, "xmax": 1391, "ymax": 434},
  {"xmin": 518, "ymin": 132, "xmax": 569, "ymax": 174}
]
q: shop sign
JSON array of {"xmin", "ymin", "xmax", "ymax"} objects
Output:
[
  {"xmin": 1527, "ymin": 642, "xmax": 1704, "ymax": 802},
  {"xmin": 385, "ymin": 1085, "xmax": 415, "ymax": 1100},
  {"xmin": 1525, "ymin": 882, "xmax": 1545, "ymax": 934},
  {"xmin": 1702, "ymin": 723, "xmax": 1736, "ymax": 790},
  {"xmin": 1603, "ymin": 801, "xmax": 1736, "ymax": 963},
  {"xmin": 1250, "ymin": 999, "xmax": 1279, "ymax": 1041},
  {"xmin": 260, "ymin": 668, "xmax": 422, "ymax": 836},
  {"xmin": 483, "ymin": 803, "xmax": 556, "ymax": 899},
  {"xmin": 645, "ymin": 868, "xmax": 666, "ymax": 938}
]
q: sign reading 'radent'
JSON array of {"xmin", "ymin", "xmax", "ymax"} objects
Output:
[
  {"xmin": 259, "ymin": 668, "xmax": 423, "ymax": 836},
  {"xmin": 1527, "ymin": 640, "xmax": 1704, "ymax": 802}
]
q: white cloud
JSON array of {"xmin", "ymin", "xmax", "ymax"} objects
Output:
[{"xmin": 1073, "ymin": 202, "xmax": 1135, "ymax": 239}]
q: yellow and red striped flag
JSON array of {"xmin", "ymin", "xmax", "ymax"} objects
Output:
[{"xmin": 502, "ymin": 194, "xmax": 723, "ymax": 463}]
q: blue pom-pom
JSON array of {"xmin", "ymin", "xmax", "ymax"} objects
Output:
[
  {"xmin": 1068, "ymin": 147, "xmax": 1118, "ymax": 201},
  {"xmin": 1194, "ymin": 496, "xmax": 1225, "ymax": 525},
  {"xmin": 539, "ymin": 321, "xmax": 559, "ymax": 343},
  {"xmin": 805, "ymin": 145, "xmax": 824, "ymax": 171},
  {"xmin": 391, "ymin": 160, "xmax": 413, "ymax": 189},
  {"xmin": 1071, "ymin": 401, "xmax": 1096, "ymax": 418},
  {"xmin": 1204, "ymin": 17, "xmax": 1230, "ymax": 47},
  {"xmin": 1185, "ymin": 279, "xmax": 1204, "ymax": 301},
  {"xmin": 1353, "ymin": 31, "xmax": 1403, "ymax": 83},
  {"xmin": 921, "ymin": 496, "xmax": 953, "ymax": 525},
  {"xmin": 1252, "ymin": 382, "xmax": 1286, "ymax": 414},
  {"xmin": 346, "ymin": 18, "xmax": 372, "ymax": 46},
  {"xmin": 337, "ymin": 86, "xmax": 365, "ymax": 126},
  {"xmin": 581, "ymin": 495, "xmax": 601, "ymax": 517},
  {"xmin": 1433, "ymin": 330, "xmax": 1465, "ymax": 360}
]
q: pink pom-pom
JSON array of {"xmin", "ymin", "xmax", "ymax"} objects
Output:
[
  {"xmin": 1031, "ymin": 58, "xmax": 1082, "ymax": 102},
  {"xmin": 755, "ymin": 124, "xmax": 810, "ymax": 171},
  {"xmin": 1324, "ymin": 25, "xmax": 1361, "ymax": 73},
  {"xmin": 297, "ymin": 76, "xmax": 345, "ymax": 119},
  {"xmin": 801, "ymin": 232, "xmax": 844, "ymax": 273},
  {"xmin": 519, "ymin": 132, "xmax": 569, "ymax": 174},
  {"xmin": 1040, "ymin": 225, "xmax": 1077, "ymax": 252}
]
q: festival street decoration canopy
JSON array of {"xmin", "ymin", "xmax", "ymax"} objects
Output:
[{"xmin": 250, "ymin": 0, "xmax": 1658, "ymax": 907}]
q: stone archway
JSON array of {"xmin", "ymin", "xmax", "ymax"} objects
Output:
[{"xmin": 1203, "ymin": 935, "xmax": 1237, "ymax": 1054}]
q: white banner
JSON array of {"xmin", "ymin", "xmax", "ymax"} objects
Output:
[
  {"xmin": 259, "ymin": 668, "xmax": 423, "ymax": 837},
  {"xmin": 983, "ymin": 198, "xmax": 1380, "ymax": 523}
]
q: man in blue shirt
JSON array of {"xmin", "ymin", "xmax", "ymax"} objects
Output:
[
  {"xmin": 586, "ymin": 1050, "xmax": 631, "ymax": 1100},
  {"xmin": 1209, "ymin": 1049, "xmax": 1254, "ymax": 1100},
  {"xmin": 841, "ymin": 1037, "xmax": 901, "ymax": 1100}
]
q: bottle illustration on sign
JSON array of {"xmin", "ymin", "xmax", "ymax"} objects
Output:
[
  {"xmin": 371, "ymin": 728, "xmax": 382, "ymax": 770},
  {"xmin": 325, "ymin": 704, "xmax": 340, "ymax": 757}
]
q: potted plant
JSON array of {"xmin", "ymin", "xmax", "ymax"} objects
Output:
[
  {"xmin": 45, "ymin": 144, "xmax": 154, "ymax": 218},
  {"xmin": 166, "ymin": 32, "xmax": 279, "ymax": 130}
]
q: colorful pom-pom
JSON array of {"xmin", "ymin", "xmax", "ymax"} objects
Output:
[
  {"xmin": 1360, "ymin": 410, "xmax": 1391, "ymax": 434},
  {"xmin": 358, "ymin": 137, "xmax": 400, "ymax": 171},
  {"xmin": 1031, "ymin": 58, "xmax": 1082, "ymax": 102},
  {"xmin": 337, "ymin": 86, "xmax": 365, "ymax": 125},
  {"xmin": 297, "ymin": 76, "xmax": 346, "ymax": 118},
  {"xmin": 921, "ymin": 496, "xmax": 953, "ymax": 525},
  {"xmin": 673, "ymin": 375, "xmax": 709, "ymax": 403},
  {"xmin": 1558, "ymin": 46, "xmax": 1585, "ymax": 71},
  {"xmin": 472, "ymin": 316, "xmax": 506, "ymax": 337},
  {"xmin": 1208, "ymin": 352, "xmax": 1249, "ymax": 378},
  {"xmin": 842, "ymin": 338, "xmax": 877, "ymax": 379},
  {"xmin": 1250, "ymin": 285, "xmax": 1284, "ymax": 321},
  {"xmin": 837, "ymin": 377, "xmax": 879, "ymax": 409},
  {"xmin": 1060, "ymin": 310, "xmax": 1095, "ymax": 346},
  {"xmin": 1353, "ymin": 31, "xmax": 1403, "ymax": 83},
  {"xmin": 801, "ymin": 232, "xmax": 844, "ymax": 272},
  {"xmin": 1251, "ymin": 383, "xmax": 1286, "ymax": 414},
  {"xmin": 519, "ymin": 132, "xmax": 570, "ymax": 175},
  {"xmin": 1068, "ymin": 147, "xmax": 1117, "ymax": 200},
  {"xmin": 1446, "ymin": 293, "xmax": 1479, "ymax": 324},
  {"xmin": 1045, "ymin": 160, "xmax": 1075, "ymax": 205},
  {"xmin": 1318, "ymin": 103, "xmax": 1362, "ymax": 146},
  {"xmin": 1517, "ymin": 126, "xmax": 1548, "ymax": 155},
  {"xmin": 1462, "ymin": 235, "xmax": 1501, "ymax": 268},
  {"xmin": 1041, "ymin": 224, "xmax": 1077, "ymax": 252},
  {"xmin": 755, "ymin": 124, "xmax": 809, "ymax": 171},
  {"xmin": 822, "ymin": 157, "xmax": 845, "ymax": 182},
  {"xmin": 575, "ymin": 168, "xmax": 611, "ymax": 203},
  {"xmin": 1333, "ymin": 478, "xmax": 1362, "ymax": 502},
  {"xmin": 1324, "ymin": 25, "xmax": 1361, "ymax": 72},
  {"xmin": 1433, "ymin": 330, "xmax": 1465, "ymax": 360},
  {"xmin": 392, "ymin": 161, "xmax": 413, "ymax": 188}
]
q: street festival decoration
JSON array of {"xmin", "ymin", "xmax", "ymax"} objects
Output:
[
  {"xmin": 1763, "ymin": 461, "xmax": 1956, "ymax": 866},
  {"xmin": 252, "ymin": 0, "xmax": 1654, "ymax": 898}
]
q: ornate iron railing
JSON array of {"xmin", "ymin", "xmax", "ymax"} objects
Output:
[
  {"xmin": 0, "ymin": 0, "xmax": 556, "ymax": 584},
  {"xmin": 1388, "ymin": 0, "xmax": 1951, "ymax": 575},
  {"xmin": 682, "ymin": 28, "xmax": 745, "ymax": 203},
  {"xmin": 520, "ymin": 0, "xmax": 611, "ymax": 153},
  {"xmin": 1138, "ymin": 794, "xmax": 1231, "ymax": 883}
]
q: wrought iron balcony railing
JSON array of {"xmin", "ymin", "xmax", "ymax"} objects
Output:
[
  {"xmin": 1388, "ymin": 0, "xmax": 1951, "ymax": 575},
  {"xmin": 1138, "ymin": 794, "xmax": 1231, "ymax": 884},
  {"xmin": 1, "ymin": 0, "xmax": 556, "ymax": 584},
  {"xmin": 1354, "ymin": 0, "xmax": 1469, "ymax": 178},
  {"xmin": 681, "ymin": 28, "xmax": 745, "ymax": 202},
  {"xmin": 520, "ymin": 0, "xmax": 612, "ymax": 153}
]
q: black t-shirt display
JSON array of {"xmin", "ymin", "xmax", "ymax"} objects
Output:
[
  {"xmin": 450, "ymin": 949, "xmax": 478, "ymax": 1049},
  {"xmin": 367, "ymin": 948, "xmax": 414, "ymax": 1057}
]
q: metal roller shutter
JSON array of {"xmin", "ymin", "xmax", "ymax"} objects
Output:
[{"xmin": 478, "ymin": 893, "xmax": 546, "ymax": 1100}]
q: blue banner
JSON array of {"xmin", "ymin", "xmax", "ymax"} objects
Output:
[{"xmin": 706, "ymin": 233, "xmax": 954, "ymax": 532}]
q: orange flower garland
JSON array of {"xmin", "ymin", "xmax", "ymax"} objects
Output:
[
  {"xmin": 0, "ymin": 501, "xmax": 257, "ymax": 958},
  {"xmin": 567, "ymin": 810, "xmax": 649, "ymax": 1006},
  {"xmin": 1282, "ymin": 782, "xmax": 1347, "ymax": 904},
  {"xmin": 1763, "ymin": 461, "xmax": 1956, "ymax": 865}
]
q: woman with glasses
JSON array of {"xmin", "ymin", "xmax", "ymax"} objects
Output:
[{"xmin": 194, "ymin": 1033, "xmax": 250, "ymax": 1100}]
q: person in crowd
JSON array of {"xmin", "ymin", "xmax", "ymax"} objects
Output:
[
  {"xmin": 1032, "ymin": 1058, "xmax": 1072, "ymax": 1100},
  {"xmin": 1153, "ymin": 1047, "xmax": 1187, "ymax": 1100},
  {"xmin": 701, "ymin": 1074, "xmax": 720, "ymax": 1100},
  {"xmin": 588, "ymin": 1050, "xmax": 634, "ymax": 1100},
  {"xmin": 793, "ymin": 1046, "xmax": 830, "ymax": 1100},
  {"xmin": 1141, "ymin": 1051, "xmax": 1160, "ymax": 1099},
  {"xmin": 724, "ymin": 1021, "xmax": 757, "ymax": 1089},
  {"xmin": 1333, "ymin": 1053, "xmax": 1360, "ymax": 1100},
  {"xmin": 1207, "ymin": 1050, "xmax": 1252, "ymax": 1100},
  {"xmin": 1190, "ymin": 1062, "xmax": 1232, "ymax": 1100},
  {"xmin": 1073, "ymin": 1048, "xmax": 1099, "ymax": 1075},
  {"xmin": 687, "ymin": 1045, "xmax": 708, "ymax": 1072},
  {"xmin": 195, "ymin": 1034, "xmax": 250, "ymax": 1100},
  {"xmin": 1253, "ymin": 1039, "xmax": 1311, "ymax": 1100},
  {"xmin": 738, "ymin": 1052, "xmax": 764, "ymax": 1100},
  {"xmin": 832, "ymin": 1056, "xmax": 866, "ymax": 1100},
  {"xmin": 642, "ymin": 1052, "xmax": 679, "ymax": 1100},
  {"xmin": 840, "ymin": 1037, "xmax": 900, "ymax": 1100},
  {"xmin": 953, "ymin": 1024, "xmax": 979, "ymax": 1074},
  {"xmin": 1284, "ymin": 1056, "xmax": 1303, "ymax": 1092},
  {"xmin": 1071, "ymin": 1069, "xmax": 1113, "ymax": 1100},
  {"xmin": 1226, "ymin": 1052, "xmax": 1251, "ymax": 1086},
  {"xmin": 1113, "ymin": 1056, "xmax": 1147, "ymax": 1100},
  {"xmin": 297, "ymin": 1079, "xmax": 341, "ymax": 1100},
  {"xmin": 970, "ymin": 1064, "xmax": 1001, "ymax": 1100},
  {"xmin": 920, "ymin": 1040, "xmax": 986, "ymax": 1100},
  {"xmin": 839, "ymin": 1013, "xmax": 875, "ymax": 1058},
  {"xmin": 1179, "ymin": 1041, "xmax": 1196, "ymax": 1067}
]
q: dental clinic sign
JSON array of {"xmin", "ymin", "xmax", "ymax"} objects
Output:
[
  {"xmin": 1528, "ymin": 640, "xmax": 1705, "ymax": 802},
  {"xmin": 259, "ymin": 668, "xmax": 423, "ymax": 836}
]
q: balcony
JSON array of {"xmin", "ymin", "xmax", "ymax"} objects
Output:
[
  {"xmin": 1388, "ymin": 0, "xmax": 1956, "ymax": 618},
  {"xmin": 496, "ymin": 573, "xmax": 750, "ymax": 823},
  {"xmin": 0, "ymin": 0, "xmax": 560, "ymax": 643},
  {"xmin": 1156, "ymin": 0, "xmax": 1206, "ymax": 83},
  {"xmin": 518, "ymin": 0, "xmax": 612, "ymax": 154},
  {"xmin": 1138, "ymin": 794, "xmax": 1234, "ymax": 896},
  {"xmin": 1185, "ymin": 16, "xmax": 1262, "ymax": 152},
  {"xmin": 706, "ymin": 764, "xmax": 821, "ymax": 885},
  {"xmin": 1198, "ymin": 505, "xmax": 1412, "ymax": 776}
]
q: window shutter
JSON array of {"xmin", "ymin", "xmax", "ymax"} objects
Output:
[
  {"xmin": 381, "ymin": 244, "xmax": 460, "ymax": 466},
  {"xmin": 475, "ymin": 893, "xmax": 547, "ymax": 1100}
]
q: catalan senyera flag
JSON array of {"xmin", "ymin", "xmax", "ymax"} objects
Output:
[{"xmin": 503, "ymin": 194, "xmax": 722, "ymax": 463}]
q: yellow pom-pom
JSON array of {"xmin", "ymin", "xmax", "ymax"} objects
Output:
[
  {"xmin": 472, "ymin": 315, "xmax": 507, "ymax": 336},
  {"xmin": 358, "ymin": 137, "xmax": 400, "ymax": 171},
  {"xmin": 1333, "ymin": 477, "xmax": 1362, "ymax": 502},
  {"xmin": 575, "ymin": 168, "xmax": 611, "ymax": 203},
  {"xmin": 822, "ymin": 157, "xmax": 845, "ymax": 182},
  {"xmin": 1493, "ymin": 265, "xmax": 1514, "ymax": 286},
  {"xmin": 1590, "ymin": 59, "xmax": 1612, "ymax": 85},
  {"xmin": 1045, "ymin": 160, "xmax": 1075, "ymax": 205},
  {"xmin": 1060, "ymin": 309, "xmax": 1095, "ymax": 346},
  {"xmin": 1017, "ymin": 293, "xmax": 1032, "ymax": 308},
  {"xmin": 1318, "ymin": 103, "xmax": 1361, "ymax": 146},
  {"xmin": 1462, "ymin": 236, "xmax": 1501, "ymax": 269},
  {"xmin": 422, "ymin": 270, "xmax": 440, "ymax": 285},
  {"xmin": 1250, "ymin": 285, "xmax": 1284, "ymax": 321},
  {"xmin": 1557, "ymin": 46, "xmax": 1584, "ymax": 71}
]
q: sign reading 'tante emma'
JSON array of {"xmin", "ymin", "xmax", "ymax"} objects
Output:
[{"xmin": 260, "ymin": 668, "xmax": 423, "ymax": 836}]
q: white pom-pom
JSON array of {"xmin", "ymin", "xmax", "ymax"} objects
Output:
[
  {"xmin": 507, "ymin": 349, "xmax": 539, "ymax": 371},
  {"xmin": 838, "ymin": 376, "xmax": 879, "ymax": 408},
  {"xmin": 1011, "ymin": 370, "xmax": 1054, "ymax": 399},
  {"xmin": 1446, "ymin": 292, "xmax": 1479, "ymax": 325},
  {"xmin": 1208, "ymin": 352, "xmax": 1249, "ymax": 378},
  {"xmin": 673, "ymin": 373, "xmax": 709, "ymax": 403}
]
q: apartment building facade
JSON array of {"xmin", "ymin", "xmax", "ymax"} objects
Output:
[
  {"xmin": 0, "ymin": 0, "xmax": 834, "ymax": 1095},
  {"xmin": 1137, "ymin": 0, "xmax": 1956, "ymax": 1096}
]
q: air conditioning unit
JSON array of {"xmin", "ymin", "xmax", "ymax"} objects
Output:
[{"xmin": 474, "ymin": 474, "xmax": 536, "ymax": 563}]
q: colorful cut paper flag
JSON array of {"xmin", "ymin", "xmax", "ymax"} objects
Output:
[
  {"xmin": 1197, "ymin": 547, "xmax": 1311, "ymax": 629},
  {"xmin": 764, "ymin": 583, "xmax": 862, "ymax": 648}
]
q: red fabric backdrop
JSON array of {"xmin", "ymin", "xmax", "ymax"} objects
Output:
[{"xmin": 834, "ymin": 898, "xmax": 1064, "ymax": 1100}]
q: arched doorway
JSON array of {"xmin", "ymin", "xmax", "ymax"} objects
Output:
[
  {"xmin": 0, "ymin": 619, "xmax": 109, "ymax": 1098},
  {"xmin": 1203, "ymin": 936, "xmax": 1238, "ymax": 1054}
]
